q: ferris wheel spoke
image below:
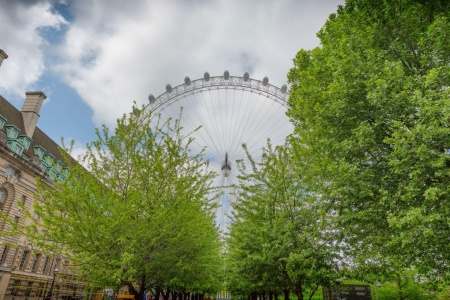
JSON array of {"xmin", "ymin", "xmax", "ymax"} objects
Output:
[
  {"xmin": 228, "ymin": 94, "xmax": 263, "ymax": 162},
  {"xmin": 229, "ymin": 89, "xmax": 245, "ymax": 153},
  {"xmin": 163, "ymin": 99, "xmax": 222, "ymax": 163},
  {"xmin": 237, "ymin": 96, "xmax": 290, "ymax": 154},
  {"xmin": 208, "ymin": 89, "xmax": 225, "ymax": 157},
  {"xmin": 229, "ymin": 91, "xmax": 260, "ymax": 156},
  {"xmin": 186, "ymin": 93, "xmax": 224, "ymax": 163},
  {"xmin": 245, "ymin": 118, "xmax": 291, "ymax": 155}
]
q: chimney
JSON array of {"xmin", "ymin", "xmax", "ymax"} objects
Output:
[
  {"xmin": 22, "ymin": 91, "xmax": 47, "ymax": 138},
  {"xmin": 0, "ymin": 49, "xmax": 7, "ymax": 67}
]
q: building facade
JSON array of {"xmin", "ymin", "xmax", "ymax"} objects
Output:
[{"xmin": 0, "ymin": 50, "xmax": 87, "ymax": 300}]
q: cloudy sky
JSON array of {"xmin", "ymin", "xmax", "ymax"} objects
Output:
[{"xmin": 0, "ymin": 0, "xmax": 344, "ymax": 157}]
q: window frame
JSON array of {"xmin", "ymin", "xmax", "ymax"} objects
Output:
[
  {"xmin": 0, "ymin": 114, "xmax": 6, "ymax": 129},
  {"xmin": 5, "ymin": 125, "xmax": 19, "ymax": 139}
]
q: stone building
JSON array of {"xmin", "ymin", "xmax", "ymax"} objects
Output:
[{"xmin": 0, "ymin": 50, "xmax": 87, "ymax": 300}]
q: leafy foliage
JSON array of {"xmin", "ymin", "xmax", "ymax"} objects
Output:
[
  {"xmin": 24, "ymin": 107, "xmax": 222, "ymax": 299},
  {"xmin": 226, "ymin": 143, "xmax": 338, "ymax": 300},
  {"xmin": 287, "ymin": 0, "xmax": 450, "ymax": 278}
]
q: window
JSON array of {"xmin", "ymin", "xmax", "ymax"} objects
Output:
[
  {"xmin": 0, "ymin": 114, "xmax": 6, "ymax": 129},
  {"xmin": 34, "ymin": 146, "xmax": 46, "ymax": 159},
  {"xmin": 19, "ymin": 250, "xmax": 29, "ymax": 270},
  {"xmin": 32, "ymin": 254, "xmax": 41, "ymax": 272},
  {"xmin": 25, "ymin": 281, "xmax": 33, "ymax": 297},
  {"xmin": 13, "ymin": 142, "xmax": 24, "ymax": 155},
  {"xmin": 47, "ymin": 168, "xmax": 57, "ymax": 182},
  {"xmin": 44, "ymin": 153, "xmax": 55, "ymax": 165},
  {"xmin": 37, "ymin": 283, "xmax": 45, "ymax": 297},
  {"xmin": 57, "ymin": 173, "xmax": 67, "ymax": 182},
  {"xmin": 43, "ymin": 256, "xmax": 50, "ymax": 274},
  {"xmin": 21, "ymin": 195, "xmax": 27, "ymax": 205},
  {"xmin": 5, "ymin": 125, "xmax": 19, "ymax": 139},
  {"xmin": 55, "ymin": 257, "xmax": 61, "ymax": 270},
  {"xmin": 40, "ymin": 161, "xmax": 48, "ymax": 172},
  {"xmin": 14, "ymin": 216, "xmax": 19, "ymax": 223},
  {"xmin": 33, "ymin": 212, "xmax": 40, "ymax": 220},
  {"xmin": 10, "ymin": 280, "xmax": 20, "ymax": 296},
  {"xmin": 0, "ymin": 246, "xmax": 8, "ymax": 264},
  {"xmin": 10, "ymin": 130, "xmax": 18, "ymax": 138},
  {"xmin": 18, "ymin": 135, "xmax": 32, "ymax": 150},
  {"xmin": 56, "ymin": 161, "xmax": 64, "ymax": 172}
]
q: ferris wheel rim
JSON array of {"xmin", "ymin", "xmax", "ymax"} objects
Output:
[{"xmin": 145, "ymin": 73, "xmax": 289, "ymax": 113}]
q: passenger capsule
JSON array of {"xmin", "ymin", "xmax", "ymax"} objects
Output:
[
  {"xmin": 224, "ymin": 70, "xmax": 230, "ymax": 80},
  {"xmin": 243, "ymin": 72, "xmax": 249, "ymax": 81},
  {"xmin": 184, "ymin": 76, "xmax": 191, "ymax": 85},
  {"xmin": 148, "ymin": 94, "xmax": 156, "ymax": 104},
  {"xmin": 166, "ymin": 84, "xmax": 173, "ymax": 93},
  {"xmin": 204, "ymin": 72, "xmax": 210, "ymax": 81},
  {"xmin": 281, "ymin": 84, "xmax": 288, "ymax": 94},
  {"xmin": 262, "ymin": 76, "xmax": 269, "ymax": 86}
]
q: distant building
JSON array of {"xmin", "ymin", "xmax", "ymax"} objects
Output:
[{"xmin": 0, "ymin": 50, "xmax": 86, "ymax": 300}]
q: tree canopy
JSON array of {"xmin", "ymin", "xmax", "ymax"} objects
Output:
[
  {"xmin": 5, "ymin": 1, "xmax": 450, "ymax": 298},
  {"xmin": 226, "ymin": 143, "xmax": 338, "ymax": 300},
  {"xmin": 287, "ymin": 0, "xmax": 450, "ymax": 278},
  {"xmin": 25, "ymin": 108, "xmax": 223, "ymax": 299}
]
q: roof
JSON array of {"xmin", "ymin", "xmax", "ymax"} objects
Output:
[{"xmin": 0, "ymin": 95, "xmax": 74, "ymax": 165}]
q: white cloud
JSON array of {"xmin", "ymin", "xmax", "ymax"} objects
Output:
[
  {"xmin": 0, "ymin": 0, "xmax": 344, "ymax": 225},
  {"xmin": 0, "ymin": 1, "xmax": 67, "ymax": 100},
  {"xmin": 53, "ymin": 0, "xmax": 343, "ymax": 127}
]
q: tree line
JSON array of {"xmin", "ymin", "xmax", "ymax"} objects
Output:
[
  {"xmin": 15, "ymin": 0, "xmax": 450, "ymax": 300},
  {"xmin": 23, "ymin": 109, "xmax": 223, "ymax": 299},
  {"xmin": 226, "ymin": 0, "xmax": 449, "ymax": 299}
]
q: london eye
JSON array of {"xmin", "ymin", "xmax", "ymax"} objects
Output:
[{"xmin": 143, "ymin": 71, "xmax": 293, "ymax": 235}]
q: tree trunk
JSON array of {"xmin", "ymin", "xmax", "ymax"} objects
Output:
[
  {"xmin": 162, "ymin": 287, "xmax": 171, "ymax": 300},
  {"xmin": 283, "ymin": 290, "xmax": 290, "ymax": 300},
  {"xmin": 154, "ymin": 286, "xmax": 161, "ymax": 300},
  {"xmin": 127, "ymin": 281, "xmax": 146, "ymax": 300},
  {"xmin": 269, "ymin": 291, "xmax": 273, "ymax": 300},
  {"xmin": 274, "ymin": 292, "xmax": 279, "ymax": 300},
  {"xmin": 308, "ymin": 285, "xmax": 318, "ymax": 300},
  {"xmin": 128, "ymin": 285, "xmax": 145, "ymax": 300},
  {"xmin": 295, "ymin": 281, "xmax": 304, "ymax": 300},
  {"xmin": 397, "ymin": 274, "xmax": 404, "ymax": 300}
]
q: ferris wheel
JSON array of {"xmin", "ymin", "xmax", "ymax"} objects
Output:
[{"xmin": 143, "ymin": 71, "xmax": 293, "ymax": 234}]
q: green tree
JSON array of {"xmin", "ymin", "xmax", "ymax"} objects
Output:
[
  {"xmin": 227, "ymin": 143, "xmax": 338, "ymax": 300},
  {"xmin": 287, "ymin": 0, "xmax": 450, "ymax": 277},
  {"xmin": 22, "ymin": 107, "xmax": 222, "ymax": 299}
]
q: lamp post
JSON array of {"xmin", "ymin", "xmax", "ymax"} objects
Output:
[
  {"xmin": 46, "ymin": 268, "xmax": 59, "ymax": 300},
  {"xmin": 374, "ymin": 282, "xmax": 381, "ymax": 300}
]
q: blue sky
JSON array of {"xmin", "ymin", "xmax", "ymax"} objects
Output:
[{"xmin": 0, "ymin": 0, "xmax": 344, "ymax": 158}]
